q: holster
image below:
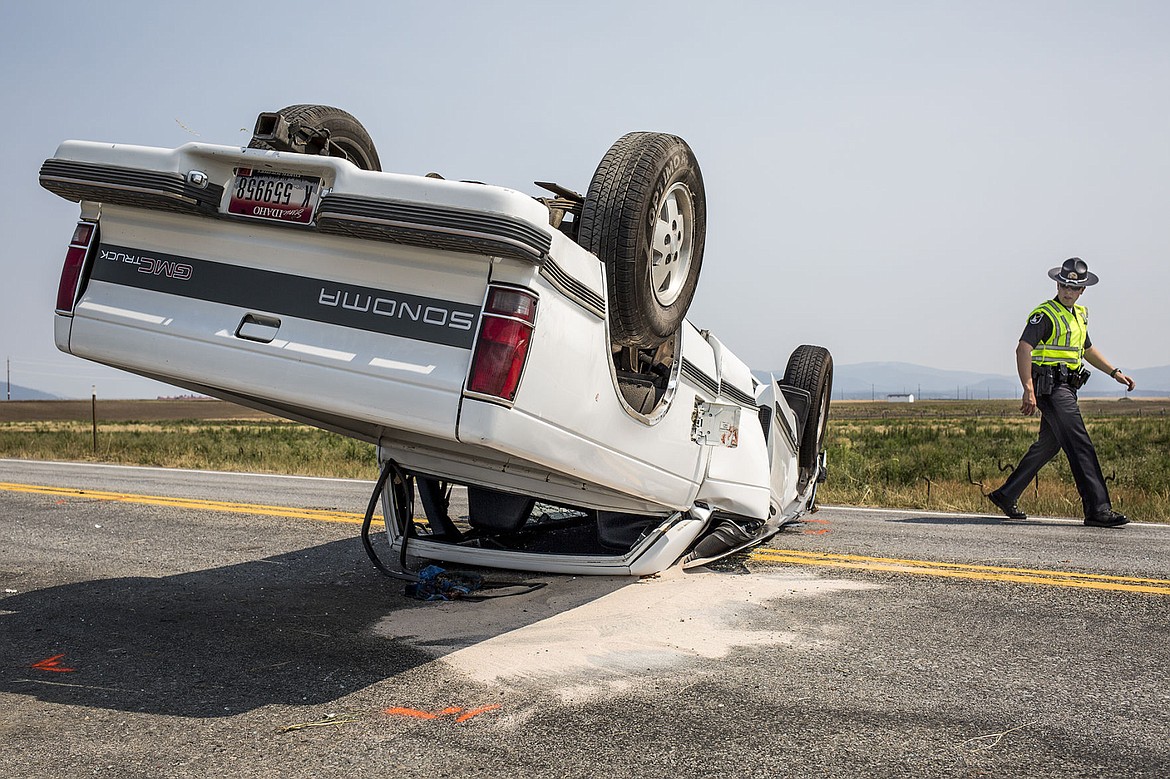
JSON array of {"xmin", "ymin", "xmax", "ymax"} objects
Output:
[
  {"xmin": 1034, "ymin": 364, "xmax": 1090, "ymax": 394},
  {"xmin": 1032, "ymin": 365, "xmax": 1055, "ymax": 396}
]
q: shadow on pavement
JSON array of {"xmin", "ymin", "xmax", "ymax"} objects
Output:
[
  {"xmin": 888, "ymin": 514, "xmax": 1090, "ymax": 527},
  {"xmin": 0, "ymin": 538, "xmax": 632, "ymax": 718},
  {"xmin": 886, "ymin": 514, "xmax": 1018, "ymax": 526}
]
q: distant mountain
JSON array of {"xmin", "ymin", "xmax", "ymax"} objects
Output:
[
  {"xmin": 830, "ymin": 361, "xmax": 1019, "ymax": 400},
  {"xmin": 754, "ymin": 362, "xmax": 1170, "ymax": 400},
  {"xmin": 0, "ymin": 383, "xmax": 60, "ymax": 401},
  {"xmin": 1129, "ymin": 365, "xmax": 1170, "ymax": 393}
]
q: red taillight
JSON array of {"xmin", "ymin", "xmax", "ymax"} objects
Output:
[
  {"xmin": 56, "ymin": 222, "xmax": 96, "ymax": 314},
  {"xmin": 467, "ymin": 287, "xmax": 538, "ymax": 402}
]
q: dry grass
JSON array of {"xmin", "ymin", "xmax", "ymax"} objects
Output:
[
  {"xmin": 0, "ymin": 398, "xmax": 277, "ymax": 423},
  {"xmin": 3, "ymin": 398, "xmax": 1167, "ymax": 521},
  {"xmin": 823, "ymin": 399, "xmax": 1170, "ymax": 521},
  {"xmin": 0, "ymin": 400, "xmax": 376, "ymax": 479}
]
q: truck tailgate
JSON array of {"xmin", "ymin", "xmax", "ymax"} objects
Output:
[{"xmin": 64, "ymin": 204, "xmax": 489, "ymax": 443}]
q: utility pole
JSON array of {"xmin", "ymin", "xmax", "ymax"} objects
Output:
[{"xmin": 5, "ymin": 358, "xmax": 8, "ymax": 401}]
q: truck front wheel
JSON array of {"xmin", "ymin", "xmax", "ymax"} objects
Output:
[{"xmin": 784, "ymin": 344, "xmax": 833, "ymax": 484}]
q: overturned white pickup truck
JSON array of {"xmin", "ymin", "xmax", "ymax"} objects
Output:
[{"xmin": 41, "ymin": 104, "xmax": 832, "ymax": 577}]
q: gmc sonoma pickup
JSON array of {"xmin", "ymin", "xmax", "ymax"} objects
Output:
[{"xmin": 41, "ymin": 104, "xmax": 833, "ymax": 577}]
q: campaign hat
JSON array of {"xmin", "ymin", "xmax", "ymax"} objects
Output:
[{"xmin": 1048, "ymin": 257, "xmax": 1099, "ymax": 287}]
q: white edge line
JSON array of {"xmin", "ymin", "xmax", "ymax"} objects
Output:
[{"xmin": 815, "ymin": 504, "xmax": 1164, "ymax": 528}]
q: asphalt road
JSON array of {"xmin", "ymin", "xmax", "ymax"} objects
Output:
[{"xmin": 1, "ymin": 459, "xmax": 1168, "ymax": 778}]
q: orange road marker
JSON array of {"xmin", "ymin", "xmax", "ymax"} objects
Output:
[
  {"xmin": 31, "ymin": 654, "xmax": 76, "ymax": 672},
  {"xmin": 384, "ymin": 707, "xmax": 439, "ymax": 720},
  {"xmin": 384, "ymin": 704, "xmax": 501, "ymax": 723},
  {"xmin": 455, "ymin": 704, "xmax": 501, "ymax": 722}
]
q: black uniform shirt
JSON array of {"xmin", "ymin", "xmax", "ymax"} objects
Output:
[{"xmin": 1019, "ymin": 297, "xmax": 1092, "ymax": 349}]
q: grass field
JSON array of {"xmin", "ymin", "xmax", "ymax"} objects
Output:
[
  {"xmin": 826, "ymin": 398, "xmax": 1170, "ymax": 521},
  {"xmin": 2, "ymin": 397, "xmax": 1167, "ymax": 521},
  {"xmin": 0, "ymin": 400, "xmax": 377, "ymax": 479}
]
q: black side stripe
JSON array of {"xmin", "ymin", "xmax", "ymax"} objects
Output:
[{"xmin": 89, "ymin": 244, "xmax": 481, "ymax": 349}]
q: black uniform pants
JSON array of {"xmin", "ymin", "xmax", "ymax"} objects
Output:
[{"xmin": 998, "ymin": 382, "xmax": 1112, "ymax": 518}]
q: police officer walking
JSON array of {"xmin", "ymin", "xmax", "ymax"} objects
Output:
[{"xmin": 988, "ymin": 258, "xmax": 1136, "ymax": 527}]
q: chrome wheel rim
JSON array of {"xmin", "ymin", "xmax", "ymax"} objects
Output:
[{"xmin": 650, "ymin": 183, "xmax": 694, "ymax": 307}]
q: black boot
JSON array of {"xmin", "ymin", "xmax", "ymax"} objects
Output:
[
  {"xmin": 987, "ymin": 490, "xmax": 1026, "ymax": 520},
  {"xmin": 1084, "ymin": 510, "xmax": 1129, "ymax": 528}
]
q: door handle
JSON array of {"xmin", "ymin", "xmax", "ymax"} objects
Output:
[{"xmin": 235, "ymin": 313, "xmax": 281, "ymax": 343}]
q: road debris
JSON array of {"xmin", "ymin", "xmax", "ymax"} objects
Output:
[
  {"xmin": 278, "ymin": 712, "xmax": 361, "ymax": 733},
  {"xmin": 959, "ymin": 720, "xmax": 1041, "ymax": 751}
]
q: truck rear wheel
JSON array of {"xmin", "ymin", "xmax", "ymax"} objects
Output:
[
  {"xmin": 249, "ymin": 104, "xmax": 381, "ymax": 172},
  {"xmin": 783, "ymin": 345, "xmax": 833, "ymax": 478},
  {"xmin": 579, "ymin": 132, "xmax": 706, "ymax": 348}
]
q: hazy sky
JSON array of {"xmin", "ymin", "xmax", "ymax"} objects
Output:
[{"xmin": 2, "ymin": 1, "xmax": 1168, "ymax": 398}]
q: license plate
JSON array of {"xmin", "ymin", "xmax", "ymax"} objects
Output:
[{"xmin": 227, "ymin": 168, "xmax": 320, "ymax": 225}]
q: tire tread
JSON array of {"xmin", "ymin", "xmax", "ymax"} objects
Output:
[
  {"xmin": 783, "ymin": 345, "xmax": 834, "ymax": 473},
  {"xmin": 579, "ymin": 132, "xmax": 706, "ymax": 347}
]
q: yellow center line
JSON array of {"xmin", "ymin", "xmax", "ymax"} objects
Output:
[
  {"xmin": 751, "ymin": 548, "xmax": 1170, "ymax": 595},
  {"xmin": 6, "ymin": 481, "xmax": 1166, "ymax": 594},
  {"xmin": 0, "ymin": 481, "xmax": 369, "ymax": 525}
]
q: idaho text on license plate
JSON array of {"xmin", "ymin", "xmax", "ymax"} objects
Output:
[{"xmin": 227, "ymin": 168, "xmax": 321, "ymax": 224}]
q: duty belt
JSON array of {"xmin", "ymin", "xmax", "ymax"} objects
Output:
[{"xmin": 1034, "ymin": 363, "xmax": 1091, "ymax": 390}]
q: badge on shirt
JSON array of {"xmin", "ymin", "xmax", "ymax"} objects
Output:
[{"xmin": 1029, "ymin": 313, "xmax": 1044, "ymax": 325}]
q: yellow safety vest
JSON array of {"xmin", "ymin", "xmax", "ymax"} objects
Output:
[{"xmin": 1029, "ymin": 299, "xmax": 1088, "ymax": 369}]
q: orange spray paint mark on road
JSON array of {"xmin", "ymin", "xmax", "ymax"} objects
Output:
[
  {"xmin": 455, "ymin": 705, "xmax": 500, "ymax": 722},
  {"xmin": 385, "ymin": 707, "xmax": 439, "ymax": 720},
  {"xmin": 801, "ymin": 518, "xmax": 831, "ymax": 535},
  {"xmin": 384, "ymin": 704, "xmax": 500, "ymax": 723},
  {"xmin": 31, "ymin": 654, "xmax": 76, "ymax": 672}
]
